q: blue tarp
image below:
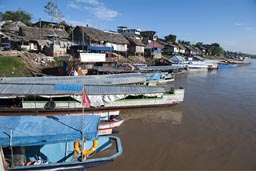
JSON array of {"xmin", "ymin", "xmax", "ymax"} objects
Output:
[
  {"xmin": 54, "ymin": 84, "xmax": 83, "ymax": 91},
  {"xmin": 0, "ymin": 115, "xmax": 99, "ymax": 147},
  {"xmin": 145, "ymin": 73, "xmax": 161, "ymax": 81},
  {"xmin": 87, "ymin": 46, "xmax": 114, "ymax": 51}
]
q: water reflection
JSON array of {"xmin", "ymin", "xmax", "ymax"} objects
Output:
[{"xmin": 120, "ymin": 106, "xmax": 183, "ymax": 124}]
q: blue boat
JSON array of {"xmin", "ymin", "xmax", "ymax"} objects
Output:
[
  {"xmin": 217, "ymin": 62, "xmax": 238, "ymax": 69},
  {"xmin": 0, "ymin": 115, "xmax": 122, "ymax": 171}
]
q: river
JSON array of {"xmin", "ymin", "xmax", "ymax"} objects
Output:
[{"xmin": 92, "ymin": 59, "xmax": 256, "ymax": 170}]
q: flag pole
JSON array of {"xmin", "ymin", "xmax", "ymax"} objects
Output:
[{"xmin": 81, "ymin": 84, "xmax": 85, "ymax": 161}]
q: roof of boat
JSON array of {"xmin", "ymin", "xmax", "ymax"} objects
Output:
[
  {"xmin": 137, "ymin": 65, "xmax": 183, "ymax": 71},
  {"xmin": 0, "ymin": 73, "xmax": 145, "ymax": 85},
  {"xmin": 0, "ymin": 83, "xmax": 169, "ymax": 96},
  {"xmin": 0, "ymin": 115, "xmax": 99, "ymax": 147}
]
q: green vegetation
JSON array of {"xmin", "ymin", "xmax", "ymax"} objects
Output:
[
  {"xmin": 178, "ymin": 40, "xmax": 191, "ymax": 45},
  {"xmin": 210, "ymin": 43, "xmax": 224, "ymax": 56},
  {"xmin": 164, "ymin": 34, "xmax": 177, "ymax": 42},
  {"xmin": 1, "ymin": 10, "xmax": 32, "ymax": 25},
  {"xmin": 0, "ymin": 56, "xmax": 31, "ymax": 77}
]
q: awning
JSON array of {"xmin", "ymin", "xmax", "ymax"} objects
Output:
[{"xmin": 87, "ymin": 46, "xmax": 114, "ymax": 51}]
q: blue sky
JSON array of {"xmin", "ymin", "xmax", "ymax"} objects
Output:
[{"xmin": 1, "ymin": 0, "xmax": 256, "ymax": 54}]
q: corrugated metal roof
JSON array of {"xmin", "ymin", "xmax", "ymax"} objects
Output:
[
  {"xmin": 0, "ymin": 84, "xmax": 167, "ymax": 96},
  {"xmin": 137, "ymin": 65, "xmax": 183, "ymax": 71},
  {"xmin": 0, "ymin": 73, "xmax": 145, "ymax": 85}
]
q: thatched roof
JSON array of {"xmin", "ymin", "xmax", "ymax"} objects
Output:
[
  {"xmin": 19, "ymin": 26, "xmax": 69, "ymax": 40},
  {"xmin": 0, "ymin": 21, "xmax": 26, "ymax": 33},
  {"xmin": 78, "ymin": 26, "xmax": 129, "ymax": 44},
  {"xmin": 126, "ymin": 37, "xmax": 145, "ymax": 46}
]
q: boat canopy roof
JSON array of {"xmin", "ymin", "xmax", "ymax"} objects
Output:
[
  {"xmin": 145, "ymin": 73, "xmax": 161, "ymax": 81},
  {"xmin": 137, "ymin": 65, "xmax": 183, "ymax": 72},
  {"xmin": 0, "ymin": 115, "xmax": 99, "ymax": 147},
  {"xmin": 0, "ymin": 73, "xmax": 145, "ymax": 85},
  {"xmin": 0, "ymin": 83, "xmax": 168, "ymax": 96}
]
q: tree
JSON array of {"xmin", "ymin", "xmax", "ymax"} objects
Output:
[
  {"xmin": 178, "ymin": 40, "xmax": 190, "ymax": 45},
  {"xmin": 211, "ymin": 43, "xmax": 220, "ymax": 48},
  {"xmin": 0, "ymin": 12, "xmax": 3, "ymax": 21},
  {"xmin": 59, "ymin": 21, "xmax": 73, "ymax": 34},
  {"xmin": 44, "ymin": 1, "xmax": 63, "ymax": 22},
  {"xmin": 195, "ymin": 42, "xmax": 203, "ymax": 47},
  {"xmin": 2, "ymin": 10, "xmax": 32, "ymax": 25},
  {"xmin": 211, "ymin": 46, "xmax": 224, "ymax": 56},
  {"xmin": 164, "ymin": 34, "xmax": 177, "ymax": 42}
]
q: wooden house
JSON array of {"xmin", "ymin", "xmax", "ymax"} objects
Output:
[
  {"xmin": 18, "ymin": 26, "xmax": 71, "ymax": 56},
  {"xmin": 163, "ymin": 42, "xmax": 179, "ymax": 55},
  {"xmin": 176, "ymin": 43, "xmax": 186, "ymax": 55},
  {"xmin": 140, "ymin": 31, "xmax": 157, "ymax": 44},
  {"xmin": 125, "ymin": 36, "xmax": 145, "ymax": 56},
  {"xmin": 144, "ymin": 41, "xmax": 164, "ymax": 59},
  {"xmin": 72, "ymin": 26, "xmax": 129, "ymax": 55},
  {"xmin": 183, "ymin": 45, "xmax": 197, "ymax": 56}
]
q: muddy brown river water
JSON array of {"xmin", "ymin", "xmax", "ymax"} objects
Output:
[{"xmin": 92, "ymin": 60, "xmax": 256, "ymax": 170}]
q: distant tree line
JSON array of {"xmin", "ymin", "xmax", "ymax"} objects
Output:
[
  {"xmin": 162, "ymin": 33, "xmax": 225, "ymax": 56},
  {"xmin": 0, "ymin": 10, "xmax": 32, "ymax": 25}
]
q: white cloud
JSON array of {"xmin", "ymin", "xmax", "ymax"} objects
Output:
[
  {"xmin": 67, "ymin": 1, "xmax": 80, "ymax": 9},
  {"xmin": 67, "ymin": 0, "xmax": 118, "ymax": 21},
  {"xmin": 82, "ymin": 5, "xmax": 118, "ymax": 20},
  {"xmin": 245, "ymin": 27, "xmax": 253, "ymax": 31},
  {"xmin": 75, "ymin": 0, "xmax": 100, "ymax": 5},
  {"xmin": 90, "ymin": 6, "xmax": 118, "ymax": 20},
  {"xmin": 235, "ymin": 23, "xmax": 242, "ymax": 26}
]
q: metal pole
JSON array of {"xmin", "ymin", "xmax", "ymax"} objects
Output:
[
  {"xmin": 10, "ymin": 129, "xmax": 14, "ymax": 168},
  {"xmin": 39, "ymin": 18, "xmax": 41, "ymax": 40},
  {"xmin": 81, "ymin": 86, "xmax": 85, "ymax": 161}
]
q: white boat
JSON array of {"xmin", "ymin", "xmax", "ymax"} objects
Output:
[
  {"xmin": 144, "ymin": 72, "xmax": 175, "ymax": 86},
  {"xmin": 186, "ymin": 61, "xmax": 218, "ymax": 71},
  {"xmin": 98, "ymin": 119, "xmax": 125, "ymax": 136}
]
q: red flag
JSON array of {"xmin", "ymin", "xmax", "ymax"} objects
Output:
[{"xmin": 81, "ymin": 88, "xmax": 90, "ymax": 108}]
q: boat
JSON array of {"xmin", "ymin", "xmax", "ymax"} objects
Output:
[
  {"xmin": 0, "ymin": 73, "xmax": 146, "ymax": 86},
  {"xmin": 0, "ymin": 115, "xmax": 123, "ymax": 170},
  {"xmin": 217, "ymin": 62, "xmax": 238, "ymax": 69},
  {"xmin": 186, "ymin": 61, "xmax": 218, "ymax": 71},
  {"xmin": 144, "ymin": 72, "xmax": 175, "ymax": 86},
  {"xmin": 98, "ymin": 118, "xmax": 125, "ymax": 136},
  {"xmin": 29, "ymin": 110, "xmax": 124, "ymax": 136},
  {"xmin": 0, "ymin": 83, "xmax": 185, "ymax": 114}
]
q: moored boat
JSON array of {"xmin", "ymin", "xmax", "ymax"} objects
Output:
[
  {"xmin": 0, "ymin": 115, "xmax": 123, "ymax": 170},
  {"xmin": 98, "ymin": 118, "xmax": 125, "ymax": 136},
  {"xmin": 0, "ymin": 83, "xmax": 185, "ymax": 115},
  {"xmin": 144, "ymin": 72, "xmax": 175, "ymax": 86}
]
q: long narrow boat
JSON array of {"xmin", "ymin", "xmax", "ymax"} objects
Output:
[
  {"xmin": 0, "ymin": 115, "xmax": 123, "ymax": 170},
  {"xmin": 0, "ymin": 83, "xmax": 185, "ymax": 115}
]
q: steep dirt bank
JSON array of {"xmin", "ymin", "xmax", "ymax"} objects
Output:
[{"xmin": 0, "ymin": 50, "xmax": 54, "ymax": 76}]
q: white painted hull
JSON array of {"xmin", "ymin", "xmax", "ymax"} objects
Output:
[{"xmin": 98, "ymin": 119, "xmax": 125, "ymax": 135}]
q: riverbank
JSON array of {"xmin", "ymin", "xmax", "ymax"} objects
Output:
[{"xmin": 0, "ymin": 50, "xmax": 153, "ymax": 76}]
